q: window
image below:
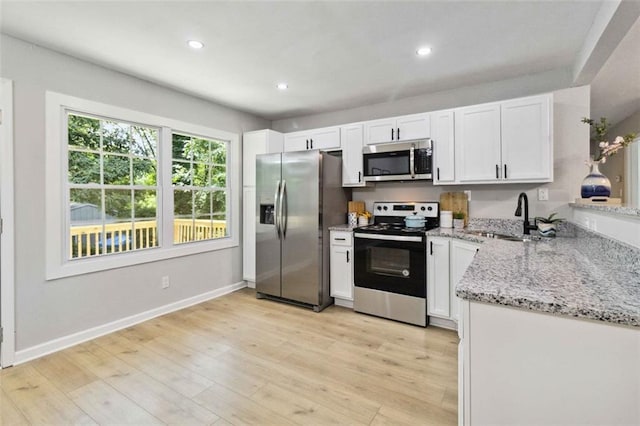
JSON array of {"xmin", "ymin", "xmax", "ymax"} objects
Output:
[
  {"xmin": 46, "ymin": 92, "xmax": 239, "ymax": 279},
  {"xmin": 67, "ymin": 113, "xmax": 159, "ymax": 259},
  {"xmin": 172, "ymin": 133, "xmax": 229, "ymax": 244}
]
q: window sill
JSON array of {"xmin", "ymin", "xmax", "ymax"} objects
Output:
[{"xmin": 46, "ymin": 237, "xmax": 238, "ymax": 281}]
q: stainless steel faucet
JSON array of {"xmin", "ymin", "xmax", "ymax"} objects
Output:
[{"xmin": 514, "ymin": 192, "xmax": 538, "ymax": 235}]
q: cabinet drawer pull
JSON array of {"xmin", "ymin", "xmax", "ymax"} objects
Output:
[{"xmin": 335, "ymin": 238, "xmax": 346, "ymax": 241}]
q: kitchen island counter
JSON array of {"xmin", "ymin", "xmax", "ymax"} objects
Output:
[{"xmin": 427, "ymin": 225, "xmax": 640, "ymax": 328}]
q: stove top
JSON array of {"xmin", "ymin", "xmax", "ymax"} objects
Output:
[{"xmin": 354, "ymin": 201, "xmax": 439, "ymax": 236}]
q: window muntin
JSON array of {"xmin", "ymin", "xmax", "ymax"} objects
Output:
[
  {"xmin": 172, "ymin": 133, "xmax": 229, "ymax": 244},
  {"xmin": 67, "ymin": 113, "xmax": 159, "ymax": 259}
]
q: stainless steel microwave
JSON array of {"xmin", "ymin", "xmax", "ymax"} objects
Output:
[{"xmin": 363, "ymin": 140, "xmax": 432, "ymax": 182}]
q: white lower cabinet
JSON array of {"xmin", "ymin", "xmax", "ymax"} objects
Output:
[
  {"xmin": 427, "ymin": 236, "xmax": 480, "ymax": 324},
  {"xmin": 329, "ymin": 231, "xmax": 353, "ymax": 307},
  {"xmin": 242, "ymin": 187, "xmax": 256, "ymax": 286}
]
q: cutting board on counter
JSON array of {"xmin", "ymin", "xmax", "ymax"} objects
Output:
[
  {"xmin": 440, "ymin": 192, "xmax": 469, "ymax": 226},
  {"xmin": 348, "ymin": 201, "xmax": 366, "ymax": 214}
]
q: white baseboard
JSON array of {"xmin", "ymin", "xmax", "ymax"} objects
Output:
[
  {"xmin": 429, "ymin": 316, "xmax": 458, "ymax": 331},
  {"xmin": 14, "ymin": 281, "xmax": 247, "ymax": 365},
  {"xmin": 334, "ymin": 298, "xmax": 354, "ymax": 309},
  {"xmin": 245, "ymin": 280, "xmax": 255, "ymax": 289}
]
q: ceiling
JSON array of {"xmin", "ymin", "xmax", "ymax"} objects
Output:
[{"xmin": 0, "ymin": 1, "xmax": 637, "ymax": 123}]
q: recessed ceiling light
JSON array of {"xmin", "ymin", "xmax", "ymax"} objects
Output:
[
  {"xmin": 187, "ymin": 40, "xmax": 204, "ymax": 49},
  {"xmin": 416, "ymin": 47, "xmax": 432, "ymax": 56},
  {"xmin": 277, "ymin": 83, "xmax": 288, "ymax": 90}
]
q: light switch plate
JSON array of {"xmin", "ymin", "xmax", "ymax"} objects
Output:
[{"xmin": 538, "ymin": 188, "xmax": 549, "ymax": 201}]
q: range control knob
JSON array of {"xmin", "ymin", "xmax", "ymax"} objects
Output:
[
  {"xmin": 428, "ymin": 206, "xmax": 433, "ymax": 211},
  {"xmin": 421, "ymin": 206, "xmax": 426, "ymax": 211},
  {"xmin": 377, "ymin": 206, "xmax": 382, "ymax": 210},
  {"xmin": 383, "ymin": 206, "xmax": 388, "ymax": 211}
]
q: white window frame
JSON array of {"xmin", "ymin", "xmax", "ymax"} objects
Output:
[{"xmin": 46, "ymin": 92, "xmax": 240, "ymax": 280}]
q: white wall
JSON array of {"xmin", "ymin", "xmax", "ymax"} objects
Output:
[
  {"xmin": 0, "ymin": 35, "xmax": 270, "ymax": 352},
  {"xmin": 278, "ymin": 84, "xmax": 590, "ymax": 221}
]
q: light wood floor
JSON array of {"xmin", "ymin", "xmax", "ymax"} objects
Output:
[{"xmin": 0, "ymin": 288, "xmax": 458, "ymax": 425}]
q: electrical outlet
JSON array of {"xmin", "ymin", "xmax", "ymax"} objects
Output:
[
  {"xmin": 538, "ymin": 188, "xmax": 549, "ymax": 201},
  {"xmin": 161, "ymin": 276, "xmax": 170, "ymax": 289},
  {"xmin": 464, "ymin": 190, "xmax": 471, "ymax": 201}
]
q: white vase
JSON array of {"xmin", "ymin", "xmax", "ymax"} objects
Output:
[
  {"xmin": 453, "ymin": 219, "xmax": 464, "ymax": 230},
  {"xmin": 537, "ymin": 222, "xmax": 556, "ymax": 237},
  {"xmin": 581, "ymin": 159, "xmax": 611, "ymax": 198}
]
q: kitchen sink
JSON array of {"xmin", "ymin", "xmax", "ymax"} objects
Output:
[{"xmin": 464, "ymin": 230, "xmax": 543, "ymax": 242}]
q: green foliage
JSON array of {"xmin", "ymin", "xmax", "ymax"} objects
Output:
[
  {"xmin": 534, "ymin": 212, "xmax": 564, "ymax": 224},
  {"xmin": 453, "ymin": 211, "xmax": 465, "ymax": 220}
]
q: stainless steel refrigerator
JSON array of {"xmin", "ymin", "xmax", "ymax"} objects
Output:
[{"xmin": 255, "ymin": 150, "xmax": 350, "ymax": 311}]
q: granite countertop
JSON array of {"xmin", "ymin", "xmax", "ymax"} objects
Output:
[
  {"xmin": 328, "ymin": 224, "xmax": 357, "ymax": 232},
  {"xmin": 569, "ymin": 202, "xmax": 640, "ymax": 217},
  {"xmin": 437, "ymin": 222, "xmax": 640, "ymax": 328}
]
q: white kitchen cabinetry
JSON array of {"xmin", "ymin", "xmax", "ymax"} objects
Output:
[
  {"xmin": 330, "ymin": 231, "xmax": 354, "ymax": 307},
  {"xmin": 500, "ymin": 95, "xmax": 552, "ymax": 181},
  {"xmin": 364, "ymin": 113, "xmax": 430, "ymax": 145},
  {"xmin": 455, "ymin": 94, "xmax": 552, "ymax": 184},
  {"xmin": 427, "ymin": 237, "xmax": 480, "ymax": 324},
  {"xmin": 340, "ymin": 124, "xmax": 367, "ymax": 187},
  {"xmin": 427, "ymin": 237, "xmax": 451, "ymax": 318},
  {"xmin": 449, "ymin": 239, "xmax": 480, "ymax": 322},
  {"xmin": 242, "ymin": 130, "xmax": 283, "ymax": 286},
  {"xmin": 459, "ymin": 300, "xmax": 640, "ymax": 425},
  {"xmin": 431, "ymin": 109, "xmax": 455, "ymax": 184},
  {"xmin": 283, "ymin": 126, "xmax": 341, "ymax": 152}
]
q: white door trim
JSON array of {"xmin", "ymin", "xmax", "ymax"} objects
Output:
[{"xmin": 0, "ymin": 78, "xmax": 16, "ymax": 367}]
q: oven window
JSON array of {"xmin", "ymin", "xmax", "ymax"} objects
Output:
[
  {"xmin": 368, "ymin": 247, "xmax": 411, "ymax": 278},
  {"xmin": 364, "ymin": 151, "xmax": 410, "ymax": 176}
]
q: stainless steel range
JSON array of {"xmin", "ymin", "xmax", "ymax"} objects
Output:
[{"xmin": 353, "ymin": 201, "xmax": 439, "ymax": 326}]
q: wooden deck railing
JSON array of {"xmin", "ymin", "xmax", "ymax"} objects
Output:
[{"xmin": 69, "ymin": 219, "xmax": 227, "ymax": 259}]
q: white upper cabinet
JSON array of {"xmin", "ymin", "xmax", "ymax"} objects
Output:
[
  {"xmin": 341, "ymin": 123, "xmax": 366, "ymax": 187},
  {"xmin": 432, "ymin": 110, "xmax": 456, "ymax": 184},
  {"xmin": 283, "ymin": 126, "xmax": 341, "ymax": 152},
  {"xmin": 501, "ymin": 95, "xmax": 552, "ymax": 182},
  {"xmin": 455, "ymin": 103, "xmax": 502, "ymax": 182},
  {"xmin": 242, "ymin": 130, "xmax": 283, "ymax": 187},
  {"xmin": 364, "ymin": 113, "xmax": 430, "ymax": 145},
  {"xmin": 455, "ymin": 94, "xmax": 552, "ymax": 184}
]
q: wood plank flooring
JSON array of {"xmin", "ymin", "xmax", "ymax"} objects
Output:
[{"xmin": 0, "ymin": 288, "xmax": 458, "ymax": 425}]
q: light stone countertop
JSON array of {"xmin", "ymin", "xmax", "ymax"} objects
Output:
[
  {"xmin": 328, "ymin": 224, "xmax": 357, "ymax": 232},
  {"xmin": 569, "ymin": 202, "xmax": 640, "ymax": 217},
  {"xmin": 431, "ymin": 223, "xmax": 640, "ymax": 328}
]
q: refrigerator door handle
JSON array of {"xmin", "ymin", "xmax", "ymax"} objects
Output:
[
  {"xmin": 274, "ymin": 180, "xmax": 281, "ymax": 238},
  {"xmin": 280, "ymin": 180, "xmax": 288, "ymax": 238}
]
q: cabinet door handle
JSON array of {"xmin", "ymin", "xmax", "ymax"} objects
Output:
[
  {"xmin": 358, "ymin": 171, "xmax": 361, "ymax": 183},
  {"xmin": 310, "ymin": 138, "xmax": 313, "ymax": 149},
  {"xmin": 346, "ymin": 251, "xmax": 350, "ymax": 263},
  {"xmin": 437, "ymin": 167, "xmax": 440, "ymax": 181},
  {"xmin": 496, "ymin": 164, "xmax": 499, "ymax": 179},
  {"xmin": 391, "ymin": 128, "xmax": 395, "ymax": 140},
  {"xmin": 504, "ymin": 164, "xmax": 508, "ymax": 179},
  {"xmin": 306, "ymin": 140, "xmax": 309, "ymax": 150},
  {"xmin": 397, "ymin": 127, "xmax": 400, "ymax": 140},
  {"xmin": 430, "ymin": 241, "xmax": 433, "ymax": 255}
]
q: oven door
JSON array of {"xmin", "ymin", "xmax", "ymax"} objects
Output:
[{"xmin": 354, "ymin": 233, "xmax": 426, "ymax": 298}]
